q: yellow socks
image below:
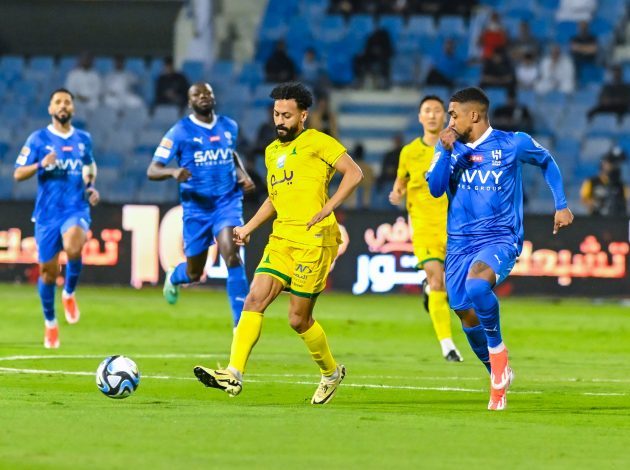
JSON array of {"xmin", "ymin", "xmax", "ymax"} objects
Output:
[
  {"xmin": 228, "ymin": 310, "xmax": 263, "ymax": 374},
  {"xmin": 428, "ymin": 290, "xmax": 452, "ymax": 342},
  {"xmin": 299, "ymin": 321, "xmax": 337, "ymax": 376}
]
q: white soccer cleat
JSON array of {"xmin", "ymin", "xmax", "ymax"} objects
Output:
[
  {"xmin": 193, "ymin": 366, "xmax": 242, "ymax": 397},
  {"xmin": 62, "ymin": 291, "xmax": 80, "ymax": 324},
  {"xmin": 488, "ymin": 367, "xmax": 514, "ymax": 411},
  {"xmin": 44, "ymin": 325, "xmax": 60, "ymax": 349},
  {"xmin": 311, "ymin": 364, "xmax": 346, "ymax": 405}
]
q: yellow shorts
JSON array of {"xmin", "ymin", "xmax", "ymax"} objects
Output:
[
  {"xmin": 254, "ymin": 235, "xmax": 339, "ymax": 298},
  {"xmin": 412, "ymin": 233, "xmax": 446, "ymax": 269}
]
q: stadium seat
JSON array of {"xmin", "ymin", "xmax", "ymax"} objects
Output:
[
  {"xmin": 149, "ymin": 57, "xmax": 165, "ymax": 79},
  {"xmin": 94, "ymin": 56, "xmax": 114, "ymax": 75},
  {"xmin": 554, "ymin": 22, "xmax": 578, "ymax": 45},
  {"xmin": 238, "ymin": 62, "xmax": 264, "ymax": 88},
  {"xmin": 119, "ymin": 106, "xmax": 149, "ymax": 132},
  {"xmin": 391, "ymin": 55, "xmax": 419, "ymax": 86},
  {"xmin": 182, "ymin": 60, "xmax": 205, "ymax": 83},
  {"xmin": 258, "ymin": 14, "xmax": 289, "ymax": 42},
  {"xmin": 125, "ymin": 57, "xmax": 147, "ymax": 76},
  {"xmin": 0, "ymin": 56, "xmax": 25, "ymax": 84},
  {"xmin": 348, "ymin": 14, "xmax": 375, "ymax": 38},
  {"xmin": 326, "ymin": 50, "xmax": 354, "ymax": 86},
  {"xmin": 581, "ymin": 137, "xmax": 614, "ymax": 163},
  {"xmin": 405, "ymin": 15, "xmax": 436, "ymax": 38},
  {"xmin": 586, "ymin": 114, "xmax": 619, "ymax": 138},
  {"xmin": 436, "ymin": 16, "xmax": 467, "ymax": 38},
  {"xmin": 312, "ymin": 15, "xmax": 346, "ymax": 42},
  {"xmin": 12, "ymin": 178, "xmax": 37, "ymax": 200},
  {"xmin": 151, "ymin": 105, "xmax": 181, "ymax": 128}
]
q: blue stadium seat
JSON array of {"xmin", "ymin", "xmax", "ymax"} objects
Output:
[
  {"xmin": 312, "ymin": 15, "xmax": 346, "ymax": 42},
  {"xmin": 530, "ymin": 18, "xmax": 552, "ymax": 40},
  {"xmin": 94, "ymin": 56, "xmax": 114, "ymax": 75},
  {"xmin": 58, "ymin": 56, "xmax": 77, "ymax": 78},
  {"xmin": 570, "ymin": 88, "xmax": 599, "ymax": 109},
  {"xmin": 326, "ymin": 49, "xmax": 354, "ymax": 86},
  {"xmin": 258, "ymin": 14, "xmax": 289, "ymax": 42},
  {"xmin": 618, "ymin": 135, "xmax": 630, "ymax": 155},
  {"xmin": 125, "ymin": 57, "xmax": 147, "ymax": 76},
  {"xmin": 422, "ymin": 85, "xmax": 450, "ymax": 102},
  {"xmin": 135, "ymin": 129, "xmax": 164, "ymax": 153},
  {"xmin": 11, "ymin": 79, "xmax": 39, "ymax": 105},
  {"xmin": 348, "ymin": 14, "xmax": 375, "ymax": 38},
  {"xmin": 119, "ymin": 106, "xmax": 149, "ymax": 132},
  {"xmin": 252, "ymin": 83, "xmax": 276, "ymax": 107},
  {"xmin": 586, "ymin": 114, "xmax": 619, "ymax": 138},
  {"xmin": 149, "ymin": 57, "xmax": 165, "ymax": 78},
  {"xmin": 29, "ymin": 56, "xmax": 55, "ymax": 74},
  {"xmin": 151, "ymin": 105, "xmax": 181, "ymax": 128},
  {"xmin": 405, "ymin": 15, "xmax": 436, "ymax": 37},
  {"xmin": 12, "ymin": 178, "xmax": 37, "ymax": 200},
  {"xmin": 436, "ymin": 16, "xmax": 467, "ymax": 38},
  {"xmin": 182, "ymin": 60, "xmax": 205, "ymax": 83},
  {"xmin": 485, "ymin": 87, "xmax": 508, "ymax": 107},
  {"xmin": 378, "ymin": 15, "xmax": 404, "ymax": 42},
  {"xmin": 554, "ymin": 21, "xmax": 578, "ymax": 45},
  {"xmin": 619, "ymin": 115, "xmax": 630, "ymax": 134},
  {"xmin": 238, "ymin": 62, "xmax": 264, "ymax": 88},
  {"xmin": 391, "ymin": 55, "xmax": 418, "ymax": 86},
  {"xmin": 579, "ymin": 64, "xmax": 604, "ymax": 86},
  {"xmin": 105, "ymin": 131, "xmax": 135, "ymax": 154},
  {"xmin": 581, "ymin": 137, "xmax": 614, "ymax": 163}
]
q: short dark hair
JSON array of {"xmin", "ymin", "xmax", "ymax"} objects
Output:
[
  {"xmin": 49, "ymin": 88, "xmax": 74, "ymax": 101},
  {"xmin": 450, "ymin": 87, "xmax": 490, "ymax": 108},
  {"xmin": 419, "ymin": 95, "xmax": 445, "ymax": 109},
  {"xmin": 269, "ymin": 82, "xmax": 313, "ymax": 110}
]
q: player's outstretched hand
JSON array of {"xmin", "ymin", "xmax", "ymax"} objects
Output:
[
  {"xmin": 233, "ymin": 226, "xmax": 251, "ymax": 246},
  {"xmin": 553, "ymin": 207, "xmax": 574, "ymax": 234},
  {"xmin": 41, "ymin": 150, "xmax": 57, "ymax": 169},
  {"xmin": 87, "ymin": 187, "xmax": 100, "ymax": 206},
  {"xmin": 439, "ymin": 128, "xmax": 457, "ymax": 151},
  {"xmin": 306, "ymin": 205, "xmax": 333, "ymax": 230},
  {"xmin": 172, "ymin": 168, "xmax": 192, "ymax": 182}
]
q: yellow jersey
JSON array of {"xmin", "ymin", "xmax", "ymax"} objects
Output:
[
  {"xmin": 397, "ymin": 137, "xmax": 448, "ymax": 233},
  {"xmin": 265, "ymin": 128, "xmax": 346, "ymax": 247}
]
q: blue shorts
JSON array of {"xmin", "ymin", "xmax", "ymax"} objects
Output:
[
  {"xmin": 35, "ymin": 211, "xmax": 91, "ymax": 263},
  {"xmin": 183, "ymin": 198, "xmax": 243, "ymax": 257},
  {"xmin": 444, "ymin": 242, "xmax": 518, "ymax": 311}
]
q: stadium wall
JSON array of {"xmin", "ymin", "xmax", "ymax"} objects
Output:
[
  {"xmin": 0, "ymin": 0, "xmax": 183, "ymax": 56},
  {"xmin": 0, "ymin": 202, "xmax": 628, "ymax": 297}
]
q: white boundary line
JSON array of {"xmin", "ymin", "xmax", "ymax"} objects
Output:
[{"xmin": 0, "ymin": 354, "xmax": 625, "ymax": 397}]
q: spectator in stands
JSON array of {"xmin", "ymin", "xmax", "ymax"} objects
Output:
[
  {"xmin": 65, "ymin": 53, "xmax": 102, "ymax": 110},
  {"xmin": 425, "ymin": 38, "xmax": 465, "ymax": 88},
  {"xmin": 580, "ymin": 149, "xmax": 628, "ymax": 217},
  {"xmin": 264, "ymin": 40, "xmax": 297, "ymax": 83},
  {"xmin": 353, "ymin": 27, "xmax": 393, "ymax": 89},
  {"xmin": 308, "ymin": 95, "xmax": 338, "ymax": 138},
  {"xmin": 217, "ymin": 22, "xmax": 239, "ymax": 61},
  {"xmin": 480, "ymin": 47, "xmax": 515, "ymax": 92},
  {"xmin": 478, "ymin": 11, "xmax": 507, "ymax": 61},
  {"xmin": 556, "ymin": 0, "xmax": 596, "ymax": 22},
  {"xmin": 492, "ymin": 89, "xmax": 533, "ymax": 134},
  {"xmin": 508, "ymin": 21, "xmax": 540, "ymax": 63},
  {"xmin": 345, "ymin": 143, "xmax": 374, "ymax": 209},
  {"xmin": 515, "ymin": 51, "xmax": 539, "ymax": 90},
  {"xmin": 155, "ymin": 57, "xmax": 190, "ymax": 110},
  {"xmin": 587, "ymin": 65, "xmax": 630, "ymax": 120},
  {"xmin": 300, "ymin": 48, "xmax": 324, "ymax": 90},
  {"xmin": 536, "ymin": 44, "xmax": 575, "ymax": 94},
  {"xmin": 570, "ymin": 21, "xmax": 599, "ymax": 76},
  {"xmin": 376, "ymin": 133, "xmax": 403, "ymax": 190},
  {"xmin": 103, "ymin": 56, "xmax": 144, "ymax": 110}
]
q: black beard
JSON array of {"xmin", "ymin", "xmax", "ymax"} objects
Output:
[
  {"xmin": 276, "ymin": 126, "xmax": 298, "ymax": 143},
  {"xmin": 192, "ymin": 103, "xmax": 214, "ymax": 116},
  {"xmin": 54, "ymin": 113, "xmax": 72, "ymax": 125}
]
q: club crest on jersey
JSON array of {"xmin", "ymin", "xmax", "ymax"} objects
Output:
[
  {"xmin": 78, "ymin": 142, "xmax": 86, "ymax": 156},
  {"xmin": 276, "ymin": 154, "xmax": 286, "ymax": 169},
  {"xmin": 224, "ymin": 131, "xmax": 233, "ymax": 144},
  {"xmin": 491, "ymin": 149, "xmax": 502, "ymax": 166}
]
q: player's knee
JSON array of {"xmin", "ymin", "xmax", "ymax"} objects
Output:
[
  {"xmin": 287, "ymin": 310, "xmax": 310, "ymax": 333},
  {"xmin": 64, "ymin": 246, "xmax": 83, "ymax": 259},
  {"xmin": 224, "ymin": 253, "xmax": 242, "ymax": 268},
  {"xmin": 40, "ymin": 265, "xmax": 58, "ymax": 284},
  {"xmin": 428, "ymin": 276, "xmax": 445, "ymax": 291},
  {"xmin": 186, "ymin": 266, "xmax": 203, "ymax": 282},
  {"xmin": 465, "ymin": 278, "xmax": 492, "ymax": 303}
]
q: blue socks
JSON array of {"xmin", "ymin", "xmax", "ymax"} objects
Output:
[
  {"xmin": 38, "ymin": 278, "xmax": 56, "ymax": 322},
  {"xmin": 227, "ymin": 265, "xmax": 248, "ymax": 326},
  {"xmin": 64, "ymin": 258, "xmax": 82, "ymax": 294},
  {"xmin": 170, "ymin": 262, "xmax": 191, "ymax": 285},
  {"xmin": 463, "ymin": 325, "xmax": 491, "ymax": 373},
  {"xmin": 465, "ymin": 278, "xmax": 502, "ymax": 348}
]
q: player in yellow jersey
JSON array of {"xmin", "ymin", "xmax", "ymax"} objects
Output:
[
  {"xmin": 389, "ymin": 95, "xmax": 463, "ymax": 362},
  {"xmin": 193, "ymin": 82, "xmax": 363, "ymax": 404}
]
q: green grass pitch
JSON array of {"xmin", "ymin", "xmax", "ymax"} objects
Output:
[{"xmin": 1, "ymin": 284, "xmax": 629, "ymax": 469}]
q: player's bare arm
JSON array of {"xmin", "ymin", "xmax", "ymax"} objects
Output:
[
  {"xmin": 389, "ymin": 176, "xmax": 408, "ymax": 205},
  {"xmin": 307, "ymin": 153, "xmax": 363, "ymax": 230},
  {"xmin": 83, "ymin": 161, "xmax": 100, "ymax": 206},
  {"xmin": 233, "ymin": 197, "xmax": 277, "ymax": 245},
  {"xmin": 233, "ymin": 151, "xmax": 256, "ymax": 193},
  {"xmin": 147, "ymin": 161, "xmax": 191, "ymax": 182},
  {"xmin": 14, "ymin": 150, "xmax": 57, "ymax": 181},
  {"xmin": 553, "ymin": 207, "xmax": 574, "ymax": 234}
]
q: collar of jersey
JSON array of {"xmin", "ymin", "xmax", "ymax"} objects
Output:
[
  {"xmin": 465, "ymin": 126, "xmax": 493, "ymax": 149},
  {"xmin": 189, "ymin": 113, "xmax": 217, "ymax": 130},
  {"xmin": 47, "ymin": 124, "xmax": 75, "ymax": 139}
]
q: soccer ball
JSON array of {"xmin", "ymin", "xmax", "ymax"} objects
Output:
[{"xmin": 96, "ymin": 355, "xmax": 140, "ymax": 399}]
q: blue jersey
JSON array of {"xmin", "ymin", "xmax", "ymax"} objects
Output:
[
  {"xmin": 15, "ymin": 125, "xmax": 94, "ymax": 225},
  {"xmin": 152, "ymin": 114, "xmax": 242, "ymax": 215},
  {"xmin": 427, "ymin": 128, "xmax": 567, "ymax": 254}
]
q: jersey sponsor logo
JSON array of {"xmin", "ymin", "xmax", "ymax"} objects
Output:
[
  {"xmin": 193, "ymin": 147, "xmax": 234, "ymax": 164},
  {"xmin": 62, "ymin": 145, "xmax": 73, "ymax": 152},
  {"xmin": 276, "ymin": 154, "xmax": 286, "ymax": 169},
  {"xmin": 155, "ymin": 147, "xmax": 171, "ymax": 159},
  {"xmin": 460, "ymin": 169, "xmax": 503, "ymax": 185},
  {"xmin": 469, "ymin": 154, "xmax": 483, "ymax": 162},
  {"xmin": 160, "ymin": 138, "xmax": 173, "ymax": 149},
  {"xmin": 210, "ymin": 136, "xmax": 220, "ymax": 142},
  {"xmin": 52, "ymin": 159, "xmax": 84, "ymax": 171}
]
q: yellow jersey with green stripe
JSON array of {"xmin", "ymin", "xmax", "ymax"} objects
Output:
[
  {"xmin": 265, "ymin": 128, "xmax": 346, "ymax": 247},
  {"xmin": 397, "ymin": 137, "xmax": 448, "ymax": 234}
]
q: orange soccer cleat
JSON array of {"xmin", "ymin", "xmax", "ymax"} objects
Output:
[
  {"xmin": 62, "ymin": 291, "xmax": 81, "ymax": 324},
  {"xmin": 488, "ymin": 348, "xmax": 514, "ymax": 411},
  {"xmin": 44, "ymin": 325, "xmax": 60, "ymax": 349}
]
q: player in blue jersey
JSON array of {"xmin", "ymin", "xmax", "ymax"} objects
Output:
[
  {"xmin": 147, "ymin": 82, "xmax": 254, "ymax": 327},
  {"xmin": 14, "ymin": 88, "xmax": 100, "ymax": 349},
  {"xmin": 426, "ymin": 87, "xmax": 574, "ymax": 410}
]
